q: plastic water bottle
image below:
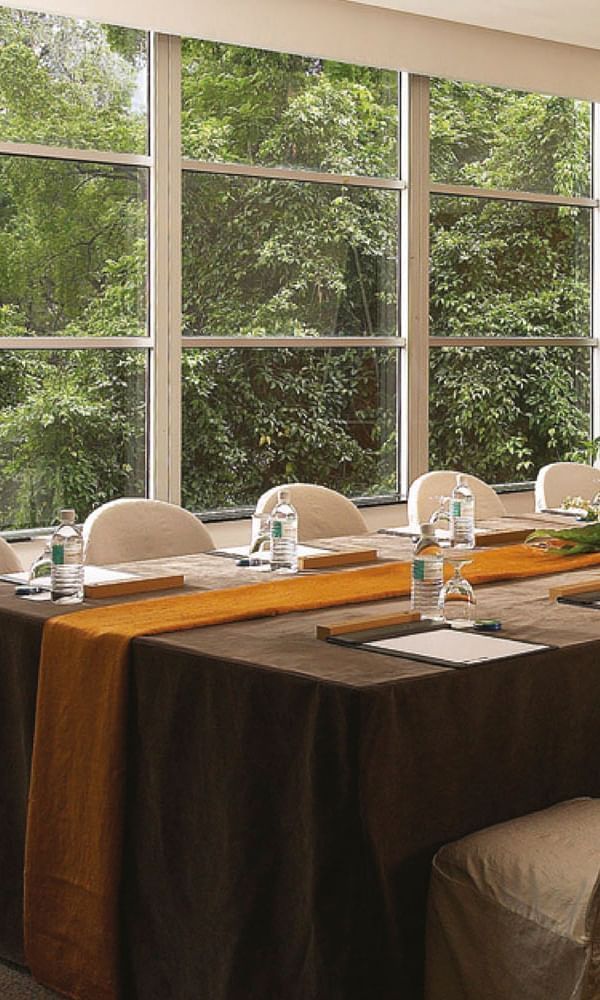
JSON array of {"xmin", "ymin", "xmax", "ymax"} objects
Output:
[
  {"xmin": 449, "ymin": 475, "xmax": 475, "ymax": 549},
  {"xmin": 270, "ymin": 489, "xmax": 298, "ymax": 573},
  {"xmin": 411, "ymin": 523, "xmax": 443, "ymax": 619},
  {"xmin": 50, "ymin": 508, "xmax": 84, "ymax": 604}
]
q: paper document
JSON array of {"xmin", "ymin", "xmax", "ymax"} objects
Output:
[
  {"xmin": 380, "ymin": 526, "xmax": 487, "ymax": 539},
  {"xmin": 365, "ymin": 629, "xmax": 549, "ymax": 665},
  {"xmin": 0, "ymin": 566, "xmax": 139, "ymax": 588},
  {"xmin": 215, "ymin": 543, "xmax": 333, "ymax": 559},
  {"xmin": 541, "ymin": 507, "xmax": 584, "ymax": 518}
]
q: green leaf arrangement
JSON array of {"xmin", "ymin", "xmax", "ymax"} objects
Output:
[{"xmin": 526, "ymin": 522, "xmax": 600, "ymax": 556}]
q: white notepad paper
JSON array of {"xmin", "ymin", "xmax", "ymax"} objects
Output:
[
  {"xmin": 365, "ymin": 629, "xmax": 548, "ymax": 665},
  {"xmin": 1, "ymin": 566, "xmax": 139, "ymax": 588},
  {"xmin": 216, "ymin": 543, "xmax": 332, "ymax": 559}
]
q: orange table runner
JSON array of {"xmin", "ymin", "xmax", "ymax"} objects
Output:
[{"xmin": 24, "ymin": 544, "xmax": 600, "ymax": 999}]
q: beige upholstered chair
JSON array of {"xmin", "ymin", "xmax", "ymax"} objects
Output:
[
  {"xmin": 0, "ymin": 536, "xmax": 23, "ymax": 573},
  {"xmin": 255, "ymin": 483, "xmax": 368, "ymax": 541},
  {"xmin": 535, "ymin": 462, "xmax": 600, "ymax": 512},
  {"xmin": 407, "ymin": 471, "xmax": 506, "ymax": 529},
  {"xmin": 82, "ymin": 498, "xmax": 214, "ymax": 564},
  {"xmin": 425, "ymin": 798, "xmax": 600, "ymax": 1000}
]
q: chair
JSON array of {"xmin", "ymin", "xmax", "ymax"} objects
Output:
[
  {"xmin": 407, "ymin": 471, "xmax": 506, "ymax": 529},
  {"xmin": 82, "ymin": 498, "xmax": 215, "ymax": 564},
  {"xmin": 254, "ymin": 483, "xmax": 368, "ymax": 541},
  {"xmin": 0, "ymin": 537, "xmax": 23, "ymax": 573},
  {"xmin": 425, "ymin": 798, "xmax": 600, "ymax": 1000},
  {"xmin": 535, "ymin": 462, "xmax": 600, "ymax": 512}
]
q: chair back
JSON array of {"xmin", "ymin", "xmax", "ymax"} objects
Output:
[
  {"xmin": 255, "ymin": 483, "xmax": 368, "ymax": 541},
  {"xmin": 535, "ymin": 462, "xmax": 600, "ymax": 512},
  {"xmin": 83, "ymin": 498, "xmax": 214, "ymax": 564},
  {"xmin": 0, "ymin": 536, "xmax": 23, "ymax": 573},
  {"xmin": 408, "ymin": 471, "xmax": 506, "ymax": 529}
]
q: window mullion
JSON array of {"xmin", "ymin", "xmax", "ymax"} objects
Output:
[
  {"xmin": 404, "ymin": 74, "xmax": 430, "ymax": 490},
  {"xmin": 592, "ymin": 103, "xmax": 600, "ymax": 450},
  {"xmin": 150, "ymin": 33, "xmax": 182, "ymax": 504}
]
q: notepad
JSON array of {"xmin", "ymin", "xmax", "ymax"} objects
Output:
[
  {"xmin": 211, "ymin": 543, "xmax": 333, "ymax": 560},
  {"xmin": 0, "ymin": 566, "xmax": 139, "ymax": 588},
  {"xmin": 363, "ymin": 628, "xmax": 550, "ymax": 667}
]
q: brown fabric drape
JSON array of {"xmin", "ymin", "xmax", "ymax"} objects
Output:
[{"xmin": 23, "ymin": 544, "xmax": 600, "ymax": 999}]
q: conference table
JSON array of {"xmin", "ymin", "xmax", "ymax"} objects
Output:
[{"xmin": 2, "ymin": 523, "xmax": 600, "ymax": 999}]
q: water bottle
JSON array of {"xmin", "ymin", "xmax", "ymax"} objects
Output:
[
  {"xmin": 270, "ymin": 489, "xmax": 298, "ymax": 573},
  {"xmin": 449, "ymin": 475, "xmax": 475, "ymax": 549},
  {"xmin": 50, "ymin": 508, "xmax": 84, "ymax": 604},
  {"xmin": 411, "ymin": 523, "xmax": 444, "ymax": 619}
]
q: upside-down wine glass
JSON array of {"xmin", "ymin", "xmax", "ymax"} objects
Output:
[{"xmin": 439, "ymin": 552, "xmax": 476, "ymax": 627}]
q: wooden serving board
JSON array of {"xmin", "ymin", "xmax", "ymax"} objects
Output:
[
  {"xmin": 475, "ymin": 528, "xmax": 531, "ymax": 547},
  {"xmin": 316, "ymin": 611, "xmax": 420, "ymax": 640},
  {"xmin": 84, "ymin": 573, "xmax": 185, "ymax": 599},
  {"xmin": 548, "ymin": 577, "xmax": 600, "ymax": 602},
  {"xmin": 298, "ymin": 548, "xmax": 379, "ymax": 570},
  {"xmin": 298, "ymin": 549, "xmax": 379, "ymax": 569}
]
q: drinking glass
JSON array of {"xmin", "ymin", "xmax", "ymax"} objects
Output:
[
  {"xmin": 249, "ymin": 512, "xmax": 271, "ymax": 567},
  {"xmin": 429, "ymin": 495, "xmax": 451, "ymax": 545},
  {"xmin": 28, "ymin": 543, "xmax": 52, "ymax": 586},
  {"xmin": 440, "ymin": 554, "xmax": 476, "ymax": 627}
]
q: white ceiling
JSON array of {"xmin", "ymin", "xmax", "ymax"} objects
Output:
[{"xmin": 345, "ymin": 0, "xmax": 600, "ymax": 50}]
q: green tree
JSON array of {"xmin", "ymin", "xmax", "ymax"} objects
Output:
[{"xmin": 429, "ymin": 80, "xmax": 591, "ymax": 481}]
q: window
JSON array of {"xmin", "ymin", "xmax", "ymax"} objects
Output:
[
  {"xmin": 0, "ymin": 9, "xmax": 597, "ymax": 531},
  {"xmin": 0, "ymin": 8, "xmax": 149, "ymax": 530},
  {"xmin": 429, "ymin": 80, "xmax": 595, "ymax": 485},
  {"xmin": 180, "ymin": 40, "xmax": 402, "ymax": 512}
]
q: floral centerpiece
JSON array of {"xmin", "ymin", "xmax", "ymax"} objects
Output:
[
  {"xmin": 560, "ymin": 495, "xmax": 600, "ymax": 522},
  {"xmin": 527, "ymin": 522, "xmax": 600, "ymax": 555}
]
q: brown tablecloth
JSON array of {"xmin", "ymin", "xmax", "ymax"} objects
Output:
[{"xmin": 2, "ymin": 533, "xmax": 600, "ymax": 998}]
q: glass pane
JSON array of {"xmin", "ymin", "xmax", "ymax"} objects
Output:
[
  {"xmin": 0, "ymin": 8, "xmax": 148, "ymax": 154},
  {"xmin": 181, "ymin": 39, "xmax": 398, "ymax": 177},
  {"xmin": 430, "ymin": 79, "xmax": 591, "ymax": 197},
  {"xmin": 0, "ymin": 156, "xmax": 148, "ymax": 337},
  {"xmin": 429, "ymin": 346, "xmax": 590, "ymax": 484},
  {"xmin": 430, "ymin": 196, "xmax": 590, "ymax": 338},
  {"xmin": 181, "ymin": 347, "xmax": 397, "ymax": 510},
  {"xmin": 183, "ymin": 173, "xmax": 397, "ymax": 337},
  {"xmin": 0, "ymin": 350, "xmax": 147, "ymax": 530}
]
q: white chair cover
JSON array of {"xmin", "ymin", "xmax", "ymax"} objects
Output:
[
  {"xmin": 535, "ymin": 462, "xmax": 600, "ymax": 511},
  {"xmin": 0, "ymin": 536, "xmax": 23, "ymax": 573},
  {"xmin": 83, "ymin": 498, "xmax": 214, "ymax": 564},
  {"xmin": 255, "ymin": 483, "xmax": 368, "ymax": 541},
  {"xmin": 407, "ymin": 471, "xmax": 506, "ymax": 529},
  {"xmin": 426, "ymin": 798, "xmax": 600, "ymax": 1000}
]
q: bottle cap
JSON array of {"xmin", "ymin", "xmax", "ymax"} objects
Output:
[
  {"xmin": 278, "ymin": 488, "xmax": 290, "ymax": 503},
  {"xmin": 456, "ymin": 474, "xmax": 465, "ymax": 485},
  {"xmin": 420, "ymin": 522, "xmax": 436, "ymax": 536},
  {"xmin": 58, "ymin": 509, "xmax": 76, "ymax": 523}
]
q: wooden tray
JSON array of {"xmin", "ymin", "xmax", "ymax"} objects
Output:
[
  {"xmin": 476, "ymin": 528, "xmax": 531, "ymax": 547},
  {"xmin": 316, "ymin": 610, "xmax": 420, "ymax": 640},
  {"xmin": 84, "ymin": 573, "xmax": 184, "ymax": 599},
  {"xmin": 298, "ymin": 548, "xmax": 378, "ymax": 570},
  {"xmin": 548, "ymin": 577, "xmax": 600, "ymax": 602}
]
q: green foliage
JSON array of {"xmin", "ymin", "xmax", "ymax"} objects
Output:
[
  {"xmin": 0, "ymin": 350, "xmax": 145, "ymax": 528},
  {"xmin": 526, "ymin": 522, "xmax": 600, "ymax": 555},
  {"xmin": 0, "ymin": 8, "xmax": 147, "ymax": 152},
  {"xmin": 181, "ymin": 348, "xmax": 396, "ymax": 509},
  {"xmin": 0, "ymin": 12, "xmax": 147, "ymax": 529},
  {"xmin": 429, "ymin": 79, "xmax": 592, "ymax": 481}
]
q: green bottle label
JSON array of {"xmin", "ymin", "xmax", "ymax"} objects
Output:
[
  {"xmin": 271, "ymin": 521, "xmax": 283, "ymax": 539},
  {"xmin": 413, "ymin": 558, "xmax": 425, "ymax": 581},
  {"xmin": 52, "ymin": 542, "xmax": 64, "ymax": 565}
]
